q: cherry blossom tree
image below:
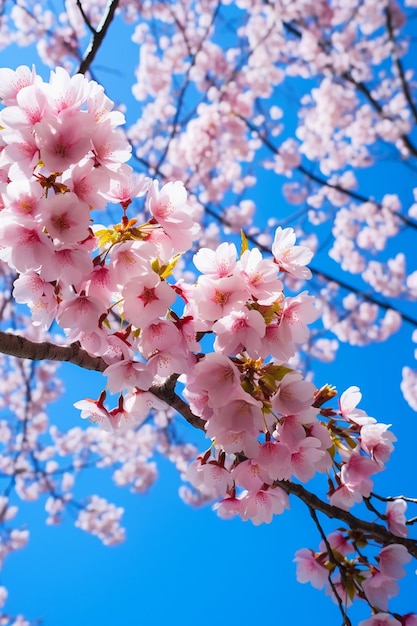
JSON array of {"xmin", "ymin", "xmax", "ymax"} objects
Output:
[{"xmin": 0, "ymin": 0, "xmax": 416, "ymax": 624}]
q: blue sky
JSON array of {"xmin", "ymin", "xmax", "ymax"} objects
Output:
[{"xmin": 0, "ymin": 7, "xmax": 416, "ymax": 625}]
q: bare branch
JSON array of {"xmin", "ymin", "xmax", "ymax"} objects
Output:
[
  {"xmin": 0, "ymin": 331, "xmax": 107, "ymax": 371},
  {"xmin": 309, "ymin": 506, "xmax": 353, "ymax": 626},
  {"xmin": 76, "ymin": 0, "xmax": 96, "ymax": 34},
  {"xmin": 77, "ymin": 0, "xmax": 120, "ymax": 75}
]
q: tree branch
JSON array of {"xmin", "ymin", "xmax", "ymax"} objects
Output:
[
  {"xmin": 0, "ymin": 331, "xmax": 206, "ymax": 431},
  {"xmin": 77, "ymin": 0, "xmax": 120, "ymax": 75},
  {"xmin": 277, "ymin": 480, "xmax": 417, "ymax": 559},
  {"xmin": 0, "ymin": 331, "xmax": 107, "ymax": 371},
  {"xmin": 150, "ymin": 375, "xmax": 206, "ymax": 431},
  {"xmin": 385, "ymin": 5, "xmax": 417, "ymax": 125},
  {"xmin": 76, "ymin": 0, "xmax": 96, "ymax": 34},
  {"xmin": 241, "ymin": 114, "xmax": 417, "ymax": 231},
  {"xmin": 281, "ymin": 16, "xmax": 417, "ymax": 157}
]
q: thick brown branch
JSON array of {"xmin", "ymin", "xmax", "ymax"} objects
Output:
[
  {"xmin": 77, "ymin": 0, "xmax": 120, "ymax": 75},
  {"xmin": 150, "ymin": 375, "xmax": 206, "ymax": 431},
  {"xmin": 0, "ymin": 331, "xmax": 205, "ymax": 430},
  {"xmin": 277, "ymin": 480, "xmax": 417, "ymax": 559},
  {"xmin": 0, "ymin": 331, "xmax": 107, "ymax": 371}
]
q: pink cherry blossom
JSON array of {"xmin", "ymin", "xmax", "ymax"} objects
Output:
[
  {"xmin": 262, "ymin": 292, "xmax": 318, "ymax": 361},
  {"xmin": 0, "ymin": 223, "xmax": 54, "ymax": 273},
  {"xmin": 75, "ymin": 495, "xmax": 125, "ymax": 545},
  {"xmin": 91, "ymin": 119, "xmax": 132, "ymax": 168},
  {"xmin": 288, "ymin": 436, "xmax": 326, "ymax": 482},
  {"xmin": 74, "ymin": 398, "xmax": 113, "ymax": 431},
  {"xmin": 340, "ymin": 448, "xmax": 379, "ymax": 489},
  {"xmin": 240, "ymin": 486, "xmax": 289, "ymax": 525},
  {"xmin": 81, "ymin": 264, "xmax": 113, "ymax": 304},
  {"xmin": 294, "ymin": 548, "xmax": 329, "ymax": 590},
  {"xmin": 255, "ymin": 440, "xmax": 292, "ymax": 483},
  {"xmin": 0, "ymin": 126, "xmax": 40, "ymax": 175},
  {"xmin": 359, "ymin": 615, "xmax": 401, "ymax": 626},
  {"xmin": 34, "ymin": 109, "xmax": 93, "ymax": 172},
  {"xmin": 237, "ymin": 247, "xmax": 283, "ymax": 304},
  {"xmin": 231, "ymin": 459, "xmax": 264, "ymax": 491},
  {"xmin": 378, "ymin": 544, "xmax": 411, "ymax": 580},
  {"xmin": 213, "ymin": 495, "xmax": 243, "ymax": 520},
  {"xmin": 193, "ymin": 241, "xmax": 237, "ymax": 278},
  {"xmin": 104, "ymin": 165, "xmax": 150, "ymax": 204},
  {"xmin": 362, "ymin": 571, "xmax": 400, "ymax": 611},
  {"xmin": 138, "ymin": 319, "xmax": 181, "ymax": 357},
  {"xmin": 104, "ymin": 360, "xmax": 154, "ymax": 394},
  {"xmin": 147, "ymin": 179, "xmax": 200, "ymax": 252},
  {"xmin": 186, "ymin": 458, "xmax": 233, "ymax": 498},
  {"xmin": 272, "ymin": 227, "xmax": 313, "ymax": 279},
  {"xmin": 360, "ymin": 422, "xmax": 396, "ymax": 466},
  {"xmin": 0, "ymin": 65, "xmax": 39, "ymax": 105},
  {"xmin": 40, "ymin": 191, "xmax": 90, "ymax": 243},
  {"xmin": 385, "ymin": 499, "xmax": 408, "ymax": 537},
  {"xmin": 0, "ymin": 83, "xmax": 48, "ymax": 130},
  {"xmin": 212, "ymin": 308, "xmax": 266, "ymax": 357},
  {"xmin": 107, "ymin": 240, "xmax": 157, "ymax": 287},
  {"xmin": 122, "ymin": 273, "xmax": 176, "ymax": 328},
  {"xmin": 193, "ymin": 274, "xmax": 248, "ymax": 322},
  {"xmin": 57, "ymin": 293, "xmax": 105, "ymax": 336},
  {"xmin": 339, "ymin": 386, "xmax": 377, "ymax": 426},
  {"xmin": 184, "ymin": 353, "xmax": 242, "ymax": 409},
  {"xmin": 3, "ymin": 178, "xmax": 43, "ymax": 221},
  {"xmin": 62, "ymin": 159, "xmax": 111, "ymax": 209},
  {"xmin": 319, "ymin": 531, "xmax": 354, "ymax": 557},
  {"xmin": 43, "ymin": 67, "xmax": 92, "ymax": 114},
  {"xmin": 272, "ymin": 372, "xmax": 316, "ymax": 416},
  {"xmin": 0, "ymin": 21, "xmax": 415, "ymax": 620}
]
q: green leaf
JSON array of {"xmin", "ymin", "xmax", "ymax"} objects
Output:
[{"xmin": 265, "ymin": 364, "xmax": 293, "ymax": 382}]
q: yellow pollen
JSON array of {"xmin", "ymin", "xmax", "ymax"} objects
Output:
[{"xmin": 214, "ymin": 290, "xmax": 230, "ymax": 305}]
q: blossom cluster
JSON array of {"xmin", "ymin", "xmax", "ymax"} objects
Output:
[
  {"xmin": 0, "ymin": 64, "xmax": 400, "ymax": 525},
  {"xmin": 295, "ymin": 532, "xmax": 415, "ymax": 621},
  {"xmin": 0, "ymin": 65, "xmax": 412, "ymax": 623}
]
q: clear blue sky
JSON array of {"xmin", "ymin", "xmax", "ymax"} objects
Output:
[{"xmin": 0, "ymin": 9, "xmax": 416, "ymax": 626}]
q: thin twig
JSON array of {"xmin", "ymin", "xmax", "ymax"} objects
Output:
[
  {"xmin": 385, "ymin": 5, "xmax": 417, "ymax": 124},
  {"xmin": 77, "ymin": 0, "xmax": 120, "ymax": 75},
  {"xmin": 309, "ymin": 506, "xmax": 352, "ymax": 626},
  {"xmin": 76, "ymin": 0, "xmax": 96, "ymax": 34}
]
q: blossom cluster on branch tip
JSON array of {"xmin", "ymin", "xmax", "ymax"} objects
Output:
[
  {"xmin": 0, "ymin": 65, "xmax": 413, "ymax": 623},
  {"xmin": 295, "ymin": 532, "xmax": 413, "ymax": 616}
]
